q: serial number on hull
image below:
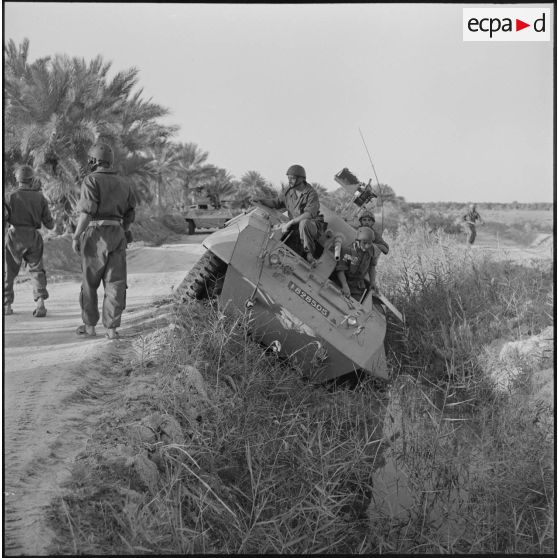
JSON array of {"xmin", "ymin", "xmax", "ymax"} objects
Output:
[{"xmin": 288, "ymin": 281, "xmax": 330, "ymax": 317}]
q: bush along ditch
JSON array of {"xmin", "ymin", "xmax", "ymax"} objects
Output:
[{"xmin": 47, "ymin": 224, "xmax": 553, "ymax": 554}]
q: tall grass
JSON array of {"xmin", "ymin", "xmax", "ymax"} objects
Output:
[{"xmin": 48, "ymin": 224, "xmax": 554, "ymax": 554}]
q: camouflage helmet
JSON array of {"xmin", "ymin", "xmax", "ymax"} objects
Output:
[
  {"xmin": 88, "ymin": 143, "xmax": 114, "ymax": 166},
  {"xmin": 15, "ymin": 165, "xmax": 34, "ymax": 183},
  {"xmin": 286, "ymin": 164, "xmax": 306, "ymax": 179},
  {"xmin": 358, "ymin": 210, "xmax": 375, "ymax": 224},
  {"xmin": 356, "ymin": 226, "xmax": 375, "ymax": 243}
]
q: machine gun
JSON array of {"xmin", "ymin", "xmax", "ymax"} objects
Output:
[
  {"xmin": 334, "ymin": 167, "xmax": 378, "ymax": 224},
  {"xmin": 334, "ymin": 168, "xmax": 377, "ymax": 207}
]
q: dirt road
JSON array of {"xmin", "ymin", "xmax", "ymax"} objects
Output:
[{"xmin": 3, "ymin": 236, "xmax": 206, "ymax": 555}]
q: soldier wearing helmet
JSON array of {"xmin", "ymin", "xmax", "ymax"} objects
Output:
[
  {"xmin": 72, "ymin": 142, "xmax": 136, "ymax": 339},
  {"xmin": 462, "ymin": 203, "xmax": 483, "ymax": 245},
  {"xmin": 252, "ymin": 164, "xmax": 322, "ymax": 263},
  {"xmin": 4, "ymin": 165, "xmax": 54, "ymax": 316},
  {"xmin": 358, "ymin": 209, "xmax": 389, "ymax": 256},
  {"xmin": 334, "ymin": 226, "xmax": 380, "ymax": 299}
]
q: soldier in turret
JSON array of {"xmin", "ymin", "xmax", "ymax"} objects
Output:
[
  {"xmin": 358, "ymin": 210, "xmax": 389, "ymax": 257},
  {"xmin": 335, "ymin": 226, "xmax": 379, "ymax": 299},
  {"xmin": 252, "ymin": 164, "xmax": 322, "ymax": 263}
]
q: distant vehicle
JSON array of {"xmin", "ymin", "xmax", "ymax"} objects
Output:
[{"xmin": 183, "ymin": 203, "xmax": 240, "ymax": 235}]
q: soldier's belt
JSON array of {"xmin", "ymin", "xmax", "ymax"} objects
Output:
[
  {"xmin": 88, "ymin": 219, "xmax": 122, "ymax": 227},
  {"xmin": 9, "ymin": 224, "xmax": 37, "ymax": 230}
]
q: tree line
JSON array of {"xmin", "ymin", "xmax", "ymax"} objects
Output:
[
  {"xmin": 3, "ymin": 39, "xmax": 281, "ymax": 229},
  {"xmin": 6, "ymin": 39, "xmax": 547, "ymax": 233}
]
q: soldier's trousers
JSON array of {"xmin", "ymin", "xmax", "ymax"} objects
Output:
[
  {"xmin": 4, "ymin": 227, "xmax": 49, "ymax": 305},
  {"xmin": 298, "ymin": 218, "xmax": 319, "ymax": 255},
  {"xmin": 347, "ymin": 277, "xmax": 368, "ymax": 301},
  {"xmin": 465, "ymin": 224, "xmax": 477, "ymax": 245},
  {"xmin": 79, "ymin": 225, "xmax": 127, "ymax": 328}
]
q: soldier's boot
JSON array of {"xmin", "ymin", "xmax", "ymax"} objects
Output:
[
  {"xmin": 33, "ymin": 297, "xmax": 47, "ymax": 318},
  {"xmin": 76, "ymin": 324, "xmax": 96, "ymax": 336},
  {"xmin": 4, "ymin": 303, "xmax": 13, "ymax": 316},
  {"xmin": 106, "ymin": 328, "xmax": 120, "ymax": 340}
]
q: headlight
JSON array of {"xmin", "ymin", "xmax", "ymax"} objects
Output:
[{"xmin": 347, "ymin": 316, "xmax": 358, "ymax": 327}]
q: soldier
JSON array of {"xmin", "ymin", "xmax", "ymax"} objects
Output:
[
  {"xmin": 462, "ymin": 203, "xmax": 483, "ymax": 245},
  {"xmin": 252, "ymin": 164, "xmax": 321, "ymax": 263},
  {"xmin": 358, "ymin": 210, "xmax": 389, "ymax": 258},
  {"xmin": 72, "ymin": 143, "xmax": 136, "ymax": 339},
  {"xmin": 4, "ymin": 165, "xmax": 54, "ymax": 317},
  {"xmin": 334, "ymin": 226, "xmax": 379, "ymax": 300}
]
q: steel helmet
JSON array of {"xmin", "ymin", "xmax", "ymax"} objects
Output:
[
  {"xmin": 15, "ymin": 165, "xmax": 34, "ymax": 183},
  {"xmin": 356, "ymin": 226, "xmax": 375, "ymax": 243},
  {"xmin": 359, "ymin": 210, "xmax": 375, "ymax": 224},
  {"xmin": 286, "ymin": 164, "xmax": 306, "ymax": 179},
  {"xmin": 88, "ymin": 143, "xmax": 114, "ymax": 166}
]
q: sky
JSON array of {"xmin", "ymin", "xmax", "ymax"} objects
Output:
[{"xmin": 4, "ymin": 3, "xmax": 555, "ymax": 203}]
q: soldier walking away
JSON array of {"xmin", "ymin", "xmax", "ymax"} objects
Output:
[
  {"xmin": 252, "ymin": 164, "xmax": 322, "ymax": 263},
  {"xmin": 334, "ymin": 226, "xmax": 379, "ymax": 300},
  {"xmin": 72, "ymin": 143, "xmax": 136, "ymax": 339},
  {"xmin": 462, "ymin": 203, "xmax": 483, "ymax": 245},
  {"xmin": 3, "ymin": 165, "xmax": 54, "ymax": 317}
]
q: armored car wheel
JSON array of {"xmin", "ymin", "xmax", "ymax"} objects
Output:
[{"xmin": 176, "ymin": 250, "xmax": 227, "ymax": 300}]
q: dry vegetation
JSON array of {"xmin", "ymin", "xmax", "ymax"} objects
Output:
[{"xmin": 46, "ymin": 212, "xmax": 554, "ymax": 554}]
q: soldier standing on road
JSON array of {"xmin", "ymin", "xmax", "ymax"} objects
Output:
[
  {"xmin": 462, "ymin": 203, "xmax": 483, "ymax": 245},
  {"xmin": 3, "ymin": 165, "xmax": 54, "ymax": 317},
  {"xmin": 72, "ymin": 143, "xmax": 136, "ymax": 339},
  {"xmin": 335, "ymin": 226, "xmax": 379, "ymax": 300},
  {"xmin": 252, "ymin": 164, "xmax": 322, "ymax": 263}
]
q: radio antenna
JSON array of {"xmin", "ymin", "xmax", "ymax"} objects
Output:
[{"xmin": 358, "ymin": 127, "xmax": 384, "ymax": 234}]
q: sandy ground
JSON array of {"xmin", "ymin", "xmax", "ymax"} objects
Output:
[
  {"xmin": 470, "ymin": 227, "xmax": 553, "ymax": 262},
  {"xmin": 1, "ymin": 227, "xmax": 552, "ymax": 554},
  {"xmin": 3, "ymin": 235, "xmax": 206, "ymax": 555}
]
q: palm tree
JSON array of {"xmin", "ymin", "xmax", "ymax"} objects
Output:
[
  {"xmin": 143, "ymin": 140, "xmax": 183, "ymax": 214},
  {"xmin": 235, "ymin": 170, "xmax": 277, "ymax": 208},
  {"xmin": 4, "ymin": 38, "xmax": 176, "ymax": 219},
  {"xmin": 174, "ymin": 142, "xmax": 220, "ymax": 207},
  {"xmin": 203, "ymin": 169, "xmax": 235, "ymax": 208}
]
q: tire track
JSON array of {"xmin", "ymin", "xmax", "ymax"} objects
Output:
[{"xmin": 3, "ymin": 239, "xmax": 200, "ymax": 555}]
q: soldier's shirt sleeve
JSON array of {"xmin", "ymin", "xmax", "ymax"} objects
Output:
[
  {"xmin": 335, "ymin": 253, "xmax": 350, "ymax": 272},
  {"xmin": 3, "ymin": 199, "xmax": 11, "ymax": 223},
  {"xmin": 374, "ymin": 231, "xmax": 389, "ymax": 255},
  {"xmin": 123, "ymin": 185, "xmax": 137, "ymax": 229},
  {"xmin": 41, "ymin": 195, "xmax": 55, "ymax": 230},
  {"xmin": 76, "ymin": 175, "xmax": 99, "ymax": 215},
  {"xmin": 304, "ymin": 189, "xmax": 320, "ymax": 217},
  {"xmin": 369, "ymin": 247, "xmax": 380, "ymax": 268}
]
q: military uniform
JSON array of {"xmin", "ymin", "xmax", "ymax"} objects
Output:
[
  {"xmin": 76, "ymin": 168, "xmax": 136, "ymax": 329},
  {"xmin": 462, "ymin": 208, "xmax": 482, "ymax": 244},
  {"xmin": 4, "ymin": 186, "xmax": 54, "ymax": 306},
  {"xmin": 335, "ymin": 241, "xmax": 379, "ymax": 299},
  {"xmin": 265, "ymin": 182, "xmax": 321, "ymax": 255},
  {"xmin": 370, "ymin": 225, "xmax": 389, "ymax": 256}
]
